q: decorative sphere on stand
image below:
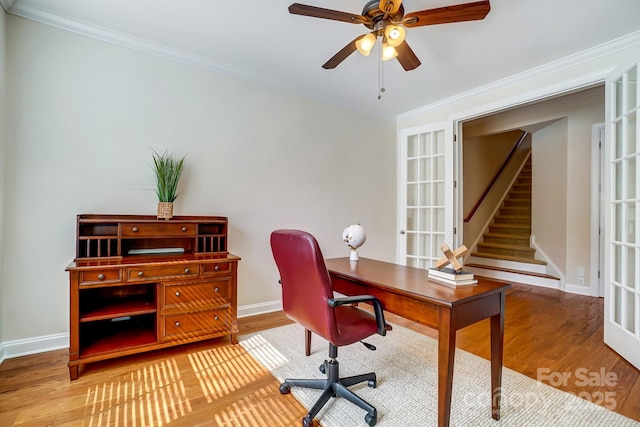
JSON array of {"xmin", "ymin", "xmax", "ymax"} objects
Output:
[{"xmin": 342, "ymin": 223, "xmax": 366, "ymax": 261}]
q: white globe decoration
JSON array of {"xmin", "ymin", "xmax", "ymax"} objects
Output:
[{"xmin": 342, "ymin": 223, "xmax": 366, "ymax": 261}]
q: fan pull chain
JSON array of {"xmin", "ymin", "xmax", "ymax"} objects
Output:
[{"xmin": 378, "ymin": 42, "xmax": 385, "ymax": 100}]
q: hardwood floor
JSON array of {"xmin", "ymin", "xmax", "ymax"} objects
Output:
[{"xmin": 1, "ymin": 283, "xmax": 639, "ymax": 426}]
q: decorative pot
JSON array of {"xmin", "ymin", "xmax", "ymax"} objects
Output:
[{"xmin": 157, "ymin": 202, "xmax": 174, "ymax": 220}]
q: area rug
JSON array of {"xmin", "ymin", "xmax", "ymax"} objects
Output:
[{"xmin": 239, "ymin": 323, "xmax": 638, "ymax": 426}]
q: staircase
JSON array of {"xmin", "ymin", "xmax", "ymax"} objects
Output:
[{"xmin": 466, "ymin": 158, "xmax": 561, "ymax": 288}]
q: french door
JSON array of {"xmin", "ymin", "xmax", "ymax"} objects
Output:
[
  {"xmin": 604, "ymin": 57, "xmax": 640, "ymax": 370},
  {"xmin": 398, "ymin": 122, "xmax": 456, "ymax": 268}
]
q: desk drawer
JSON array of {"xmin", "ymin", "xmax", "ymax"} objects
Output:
[
  {"xmin": 163, "ymin": 309, "xmax": 229, "ymax": 339},
  {"xmin": 202, "ymin": 262, "xmax": 232, "ymax": 275},
  {"xmin": 121, "ymin": 223, "xmax": 196, "ymax": 237},
  {"xmin": 127, "ymin": 264, "xmax": 200, "ymax": 281},
  {"xmin": 164, "ymin": 279, "xmax": 229, "ymax": 309},
  {"xmin": 79, "ymin": 269, "xmax": 121, "ymax": 286}
]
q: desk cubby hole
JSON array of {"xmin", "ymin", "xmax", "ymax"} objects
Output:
[
  {"xmin": 79, "ymin": 284, "xmax": 157, "ymax": 322},
  {"xmin": 78, "ymin": 237, "xmax": 118, "ymax": 258},
  {"xmin": 79, "ymin": 313, "xmax": 157, "ymax": 357},
  {"xmin": 121, "ymin": 237, "xmax": 194, "ymax": 256},
  {"xmin": 197, "ymin": 235, "xmax": 226, "ymax": 253}
]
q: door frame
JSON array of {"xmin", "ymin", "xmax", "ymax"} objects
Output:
[{"xmin": 591, "ymin": 123, "xmax": 605, "ymax": 297}]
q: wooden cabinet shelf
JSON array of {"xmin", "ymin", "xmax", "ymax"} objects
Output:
[
  {"xmin": 80, "ymin": 299, "xmax": 157, "ymax": 322},
  {"xmin": 67, "ymin": 214, "xmax": 240, "ymax": 380},
  {"xmin": 80, "ymin": 315, "xmax": 157, "ymax": 357}
]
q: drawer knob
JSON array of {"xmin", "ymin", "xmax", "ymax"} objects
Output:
[
  {"xmin": 175, "ymin": 291, "xmax": 181, "ymax": 297},
  {"xmin": 184, "ymin": 268, "xmax": 190, "ymax": 274},
  {"xmin": 175, "ymin": 321, "xmax": 181, "ymax": 327},
  {"xmin": 214, "ymin": 287, "xmax": 220, "ymax": 292},
  {"xmin": 181, "ymin": 226, "xmax": 187, "ymax": 232},
  {"xmin": 214, "ymin": 265, "xmax": 220, "ymax": 271},
  {"xmin": 214, "ymin": 315, "xmax": 219, "ymax": 321},
  {"xmin": 137, "ymin": 271, "xmax": 144, "ymax": 277},
  {"xmin": 97, "ymin": 274, "xmax": 105, "ymax": 280},
  {"xmin": 132, "ymin": 227, "xmax": 138, "ymax": 232}
]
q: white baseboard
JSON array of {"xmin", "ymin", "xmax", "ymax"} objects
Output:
[
  {"xmin": 0, "ymin": 301, "xmax": 284, "ymax": 364},
  {"xmin": 237, "ymin": 300, "xmax": 282, "ymax": 318},
  {"xmin": 0, "ymin": 333, "xmax": 69, "ymax": 364},
  {"xmin": 564, "ymin": 282, "xmax": 598, "ymax": 297}
]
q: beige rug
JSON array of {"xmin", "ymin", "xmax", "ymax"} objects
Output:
[{"xmin": 240, "ymin": 323, "xmax": 639, "ymax": 426}]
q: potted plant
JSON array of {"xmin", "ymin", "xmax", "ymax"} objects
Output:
[{"xmin": 152, "ymin": 149, "xmax": 185, "ymax": 220}]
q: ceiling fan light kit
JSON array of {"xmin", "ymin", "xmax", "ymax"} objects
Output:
[
  {"xmin": 288, "ymin": 0, "xmax": 491, "ymax": 71},
  {"xmin": 381, "ymin": 43, "xmax": 398, "ymax": 61},
  {"xmin": 356, "ymin": 33, "xmax": 377, "ymax": 56},
  {"xmin": 384, "ymin": 24, "xmax": 406, "ymax": 47}
]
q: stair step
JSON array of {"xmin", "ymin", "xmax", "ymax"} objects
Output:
[
  {"xmin": 483, "ymin": 233, "xmax": 530, "ymax": 245},
  {"xmin": 476, "ymin": 242, "xmax": 536, "ymax": 258},
  {"xmin": 488, "ymin": 224, "xmax": 531, "ymax": 235},
  {"xmin": 493, "ymin": 215, "xmax": 531, "ymax": 225},
  {"xmin": 470, "ymin": 252, "xmax": 547, "ymax": 265},
  {"xmin": 466, "ymin": 263, "xmax": 556, "ymax": 279},
  {"xmin": 499, "ymin": 207, "xmax": 531, "ymax": 216},
  {"xmin": 465, "ymin": 263, "xmax": 559, "ymax": 288},
  {"xmin": 508, "ymin": 190, "xmax": 531, "ymax": 197},
  {"xmin": 503, "ymin": 199, "xmax": 530, "ymax": 207}
]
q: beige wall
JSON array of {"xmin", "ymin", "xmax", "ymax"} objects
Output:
[
  {"xmin": 1, "ymin": 15, "xmax": 397, "ymax": 352},
  {"xmin": 462, "ymin": 130, "xmax": 524, "ymax": 216},
  {"xmin": 533, "ymin": 118, "xmax": 569, "ymax": 273},
  {"xmin": 462, "ymin": 130, "xmax": 531, "ymax": 246},
  {"xmin": 0, "ymin": 7, "xmax": 6, "ymax": 347}
]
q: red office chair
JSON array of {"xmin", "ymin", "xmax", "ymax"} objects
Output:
[{"xmin": 270, "ymin": 229, "xmax": 389, "ymax": 427}]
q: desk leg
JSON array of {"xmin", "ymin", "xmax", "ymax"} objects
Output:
[
  {"xmin": 490, "ymin": 291, "xmax": 506, "ymax": 420},
  {"xmin": 438, "ymin": 307, "xmax": 456, "ymax": 427}
]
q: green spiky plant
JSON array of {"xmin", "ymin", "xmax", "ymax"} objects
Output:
[{"xmin": 152, "ymin": 149, "xmax": 186, "ymax": 202}]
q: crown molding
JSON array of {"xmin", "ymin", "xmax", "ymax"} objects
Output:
[
  {"xmin": 398, "ymin": 30, "xmax": 640, "ymax": 121},
  {"xmin": 0, "ymin": 0, "xmax": 17, "ymax": 12},
  {"xmin": 10, "ymin": 2, "xmax": 635, "ymax": 122},
  {"xmin": 7, "ymin": 2, "xmax": 394, "ymax": 121}
]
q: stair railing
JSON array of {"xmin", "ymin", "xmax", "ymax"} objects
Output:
[{"xmin": 464, "ymin": 131, "xmax": 529, "ymax": 223}]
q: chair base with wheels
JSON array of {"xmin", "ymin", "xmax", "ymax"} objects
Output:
[{"xmin": 279, "ymin": 342, "xmax": 378, "ymax": 427}]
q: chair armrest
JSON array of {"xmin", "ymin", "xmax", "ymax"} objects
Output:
[{"xmin": 328, "ymin": 295, "xmax": 388, "ymax": 336}]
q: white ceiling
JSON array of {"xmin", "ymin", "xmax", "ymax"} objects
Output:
[{"xmin": 4, "ymin": 0, "xmax": 640, "ymax": 119}]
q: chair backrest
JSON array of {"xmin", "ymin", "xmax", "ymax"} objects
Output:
[{"xmin": 270, "ymin": 229, "xmax": 337, "ymax": 341}]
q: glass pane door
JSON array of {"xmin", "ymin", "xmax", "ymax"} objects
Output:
[
  {"xmin": 605, "ymin": 60, "xmax": 640, "ymax": 370},
  {"xmin": 399, "ymin": 122, "xmax": 454, "ymax": 268}
]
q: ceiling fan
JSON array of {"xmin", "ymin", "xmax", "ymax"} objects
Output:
[{"xmin": 288, "ymin": 0, "xmax": 491, "ymax": 71}]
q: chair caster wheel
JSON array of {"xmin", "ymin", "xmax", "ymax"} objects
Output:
[
  {"xmin": 367, "ymin": 379, "xmax": 377, "ymax": 388},
  {"xmin": 319, "ymin": 363, "xmax": 326, "ymax": 374},
  {"xmin": 302, "ymin": 415, "xmax": 313, "ymax": 427},
  {"xmin": 279, "ymin": 383, "xmax": 291, "ymax": 394},
  {"xmin": 365, "ymin": 413, "xmax": 377, "ymax": 426}
]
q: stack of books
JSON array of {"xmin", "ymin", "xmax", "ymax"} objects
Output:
[{"xmin": 427, "ymin": 267, "xmax": 477, "ymax": 287}]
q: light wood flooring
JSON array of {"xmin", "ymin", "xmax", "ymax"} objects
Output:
[{"xmin": 1, "ymin": 283, "xmax": 639, "ymax": 426}]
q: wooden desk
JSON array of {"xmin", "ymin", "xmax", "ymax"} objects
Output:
[{"xmin": 324, "ymin": 257, "xmax": 511, "ymax": 427}]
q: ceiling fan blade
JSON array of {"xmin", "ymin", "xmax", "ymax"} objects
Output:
[
  {"xmin": 322, "ymin": 37, "xmax": 360, "ymax": 69},
  {"xmin": 289, "ymin": 3, "xmax": 367, "ymax": 24},
  {"xmin": 395, "ymin": 42, "xmax": 421, "ymax": 71},
  {"xmin": 403, "ymin": 0, "xmax": 490, "ymax": 28}
]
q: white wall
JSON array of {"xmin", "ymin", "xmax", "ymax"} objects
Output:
[
  {"xmin": 1, "ymin": 15, "xmax": 397, "ymax": 355},
  {"xmin": 0, "ymin": 7, "xmax": 7, "ymax": 347},
  {"xmin": 532, "ymin": 118, "xmax": 568, "ymax": 272}
]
